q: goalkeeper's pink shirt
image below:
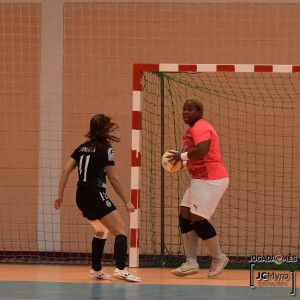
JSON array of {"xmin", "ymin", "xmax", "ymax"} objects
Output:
[{"xmin": 183, "ymin": 119, "xmax": 229, "ymax": 180}]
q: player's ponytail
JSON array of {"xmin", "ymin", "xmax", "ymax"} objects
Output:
[{"xmin": 86, "ymin": 114, "xmax": 120, "ymax": 147}]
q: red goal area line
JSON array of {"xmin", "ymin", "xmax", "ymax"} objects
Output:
[{"xmin": 129, "ymin": 63, "xmax": 300, "ymax": 267}]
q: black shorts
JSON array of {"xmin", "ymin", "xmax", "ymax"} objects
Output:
[{"xmin": 76, "ymin": 187, "xmax": 116, "ymax": 220}]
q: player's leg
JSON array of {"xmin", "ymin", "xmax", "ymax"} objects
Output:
[
  {"xmin": 191, "ymin": 218, "xmax": 228, "ymax": 277},
  {"xmin": 171, "ymin": 233, "xmax": 199, "ymax": 276},
  {"xmin": 76, "ymin": 188, "xmax": 113, "ymax": 280},
  {"xmin": 183, "ymin": 230, "xmax": 198, "ymax": 264},
  {"xmin": 189, "ymin": 178, "xmax": 229, "ymax": 277},
  {"xmin": 100, "ymin": 210, "xmax": 141, "ymax": 282},
  {"xmin": 171, "ymin": 203, "xmax": 200, "ymax": 276},
  {"xmin": 87, "ymin": 220, "xmax": 112, "ymax": 280}
]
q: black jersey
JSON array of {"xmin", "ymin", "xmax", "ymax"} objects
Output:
[{"xmin": 71, "ymin": 142, "xmax": 115, "ymax": 189}]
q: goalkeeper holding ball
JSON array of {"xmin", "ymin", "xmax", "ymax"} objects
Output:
[{"xmin": 169, "ymin": 97, "xmax": 229, "ymax": 278}]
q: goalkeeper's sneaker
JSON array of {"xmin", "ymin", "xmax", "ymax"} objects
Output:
[
  {"xmin": 114, "ymin": 267, "xmax": 141, "ymax": 282},
  {"xmin": 208, "ymin": 254, "xmax": 229, "ymax": 278},
  {"xmin": 88, "ymin": 269, "xmax": 112, "ymax": 280},
  {"xmin": 171, "ymin": 261, "xmax": 199, "ymax": 276}
]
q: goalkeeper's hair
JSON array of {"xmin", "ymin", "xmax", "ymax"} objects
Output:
[{"xmin": 185, "ymin": 97, "xmax": 204, "ymax": 117}]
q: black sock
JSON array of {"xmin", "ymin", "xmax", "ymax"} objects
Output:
[
  {"xmin": 114, "ymin": 235, "xmax": 127, "ymax": 270},
  {"xmin": 92, "ymin": 236, "xmax": 106, "ymax": 271}
]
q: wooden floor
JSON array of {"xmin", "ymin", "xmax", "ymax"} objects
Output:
[
  {"xmin": 0, "ymin": 264, "xmax": 248, "ymax": 285},
  {"xmin": 0, "ymin": 264, "xmax": 298, "ymax": 299}
]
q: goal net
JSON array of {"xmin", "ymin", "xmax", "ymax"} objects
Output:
[{"xmin": 130, "ymin": 64, "xmax": 300, "ymax": 268}]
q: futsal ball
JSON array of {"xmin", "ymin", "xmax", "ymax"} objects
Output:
[{"xmin": 161, "ymin": 150, "xmax": 183, "ymax": 173}]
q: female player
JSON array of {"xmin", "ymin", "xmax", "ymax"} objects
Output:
[
  {"xmin": 169, "ymin": 97, "xmax": 229, "ymax": 278},
  {"xmin": 53, "ymin": 114, "xmax": 141, "ymax": 282}
]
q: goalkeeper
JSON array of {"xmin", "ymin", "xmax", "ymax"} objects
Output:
[{"xmin": 169, "ymin": 97, "xmax": 229, "ymax": 278}]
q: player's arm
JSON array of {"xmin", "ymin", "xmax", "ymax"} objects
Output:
[
  {"xmin": 54, "ymin": 157, "xmax": 77, "ymax": 209},
  {"xmin": 105, "ymin": 165, "xmax": 135, "ymax": 212},
  {"xmin": 184, "ymin": 140, "xmax": 210, "ymax": 161},
  {"xmin": 169, "ymin": 140, "xmax": 210, "ymax": 163}
]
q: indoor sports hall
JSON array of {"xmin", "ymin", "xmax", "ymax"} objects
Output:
[{"xmin": 0, "ymin": 1, "xmax": 299, "ymax": 299}]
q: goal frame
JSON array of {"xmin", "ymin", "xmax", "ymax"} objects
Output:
[{"xmin": 129, "ymin": 63, "xmax": 300, "ymax": 268}]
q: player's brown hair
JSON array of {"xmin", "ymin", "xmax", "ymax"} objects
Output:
[{"xmin": 85, "ymin": 114, "xmax": 120, "ymax": 147}]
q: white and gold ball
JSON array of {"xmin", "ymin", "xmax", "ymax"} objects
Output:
[{"xmin": 161, "ymin": 150, "xmax": 183, "ymax": 173}]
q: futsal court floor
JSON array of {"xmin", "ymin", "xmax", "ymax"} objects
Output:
[{"xmin": 0, "ymin": 264, "xmax": 298, "ymax": 299}]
